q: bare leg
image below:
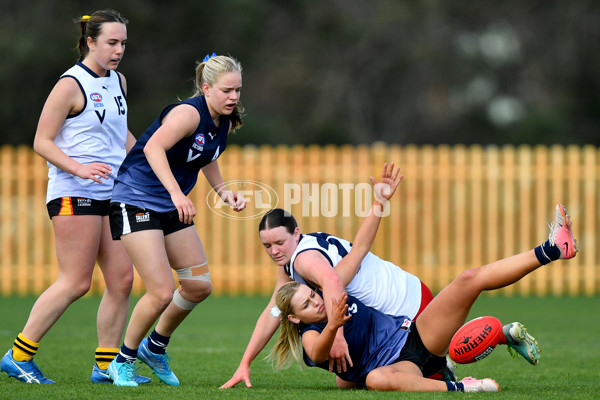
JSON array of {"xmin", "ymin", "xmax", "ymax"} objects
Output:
[
  {"xmin": 22, "ymin": 216, "xmax": 102, "ymax": 342},
  {"xmin": 364, "ymin": 249, "xmax": 545, "ymax": 392},
  {"xmin": 336, "ymin": 376, "xmax": 360, "ymax": 389},
  {"xmin": 366, "ymin": 361, "xmax": 447, "ymax": 391},
  {"xmin": 418, "ymin": 203, "xmax": 578, "ymax": 357},
  {"xmin": 120, "ymin": 230, "xmax": 175, "ymax": 350},
  {"xmin": 96, "ymin": 216, "xmax": 134, "ymax": 348},
  {"xmin": 154, "ymin": 227, "xmax": 211, "ymax": 336},
  {"xmin": 417, "ymin": 249, "xmax": 543, "ymax": 356}
]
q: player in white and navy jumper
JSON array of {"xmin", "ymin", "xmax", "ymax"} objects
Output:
[
  {"xmin": 0, "ymin": 10, "xmax": 143, "ymax": 385},
  {"xmin": 271, "ymin": 203, "xmax": 579, "ymax": 392},
  {"xmin": 222, "ymin": 164, "xmax": 437, "ymax": 390},
  {"xmin": 46, "ymin": 61, "xmax": 129, "ymax": 203},
  {"xmin": 287, "ymin": 232, "xmax": 423, "ymax": 319}
]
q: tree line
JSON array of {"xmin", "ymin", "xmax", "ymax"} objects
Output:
[{"xmin": 1, "ymin": 0, "xmax": 599, "ymax": 146}]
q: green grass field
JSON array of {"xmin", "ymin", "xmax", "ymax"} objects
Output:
[{"xmin": 0, "ymin": 295, "xmax": 598, "ymax": 399}]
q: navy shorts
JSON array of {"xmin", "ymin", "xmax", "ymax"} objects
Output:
[
  {"xmin": 47, "ymin": 197, "xmax": 110, "ymax": 218},
  {"xmin": 396, "ymin": 322, "xmax": 447, "ymax": 377},
  {"xmin": 109, "ymin": 202, "xmax": 194, "ymax": 240}
]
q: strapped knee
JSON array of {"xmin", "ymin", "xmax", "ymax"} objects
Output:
[
  {"xmin": 172, "ymin": 287, "xmax": 200, "ymax": 310},
  {"xmin": 172, "ymin": 262, "xmax": 211, "ymax": 310},
  {"xmin": 175, "ymin": 261, "xmax": 211, "ymax": 282}
]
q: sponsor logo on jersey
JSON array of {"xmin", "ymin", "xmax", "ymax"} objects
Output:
[
  {"xmin": 191, "ymin": 134, "xmax": 205, "ymax": 153},
  {"xmin": 90, "ymin": 92, "xmax": 103, "ymax": 102}
]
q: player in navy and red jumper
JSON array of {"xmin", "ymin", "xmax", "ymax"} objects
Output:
[
  {"xmin": 106, "ymin": 54, "xmax": 246, "ymax": 387},
  {"xmin": 271, "ymin": 185, "xmax": 578, "ymax": 392},
  {"xmin": 222, "ymin": 164, "xmax": 440, "ymax": 390}
]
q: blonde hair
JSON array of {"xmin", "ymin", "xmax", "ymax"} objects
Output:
[
  {"xmin": 268, "ymin": 281, "xmax": 304, "ymax": 370},
  {"xmin": 192, "ymin": 55, "xmax": 245, "ymax": 131}
]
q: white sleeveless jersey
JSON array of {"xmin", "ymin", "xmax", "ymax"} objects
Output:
[
  {"xmin": 46, "ymin": 62, "xmax": 128, "ymax": 202},
  {"xmin": 287, "ymin": 232, "xmax": 422, "ymax": 319}
]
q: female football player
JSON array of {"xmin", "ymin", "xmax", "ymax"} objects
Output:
[
  {"xmin": 106, "ymin": 53, "xmax": 246, "ymax": 386},
  {"xmin": 271, "ymin": 195, "xmax": 577, "ymax": 392},
  {"xmin": 0, "ymin": 9, "xmax": 148, "ymax": 385}
]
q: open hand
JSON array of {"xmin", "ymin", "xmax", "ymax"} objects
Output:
[
  {"xmin": 75, "ymin": 162, "xmax": 112, "ymax": 184},
  {"xmin": 370, "ymin": 162, "xmax": 403, "ymax": 204}
]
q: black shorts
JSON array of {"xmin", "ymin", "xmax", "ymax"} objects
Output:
[
  {"xmin": 396, "ymin": 322, "xmax": 447, "ymax": 377},
  {"xmin": 109, "ymin": 202, "xmax": 194, "ymax": 240},
  {"xmin": 47, "ymin": 197, "xmax": 110, "ymax": 218}
]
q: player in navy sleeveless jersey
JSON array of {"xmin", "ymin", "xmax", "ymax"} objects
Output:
[
  {"xmin": 299, "ymin": 291, "xmax": 411, "ymax": 385},
  {"xmin": 270, "ymin": 197, "xmax": 578, "ymax": 392},
  {"xmin": 106, "ymin": 54, "xmax": 246, "ymax": 387},
  {"xmin": 222, "ymin": 164, "xmax": 442, "ymax": 389},
  {"xmin": 0, "ymin": 10, "xmax": 151, "ymax": 385}
]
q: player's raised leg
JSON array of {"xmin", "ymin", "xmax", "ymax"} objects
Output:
[{"xmin": 416, "ymin": 203, "xmax": 577, "ymax": 358}]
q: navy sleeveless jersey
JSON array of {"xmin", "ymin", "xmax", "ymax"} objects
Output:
[
  {"xmin": 300, "ymin": 293, "xmax": 411, "ymax": 386},
  {"xmin": 112, "ymin": 96, "xmax": 229, "ymax": 212}
]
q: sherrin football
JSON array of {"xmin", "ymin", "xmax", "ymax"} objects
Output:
[{"xmin": 449, "ymin": 316, "xmax": 503, "ymax": 364}]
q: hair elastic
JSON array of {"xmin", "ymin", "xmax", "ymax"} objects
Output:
[
  {"xmin": 203, "ymin": 52, "xmax": 217, "ymax": 62},
  {"xmin": 82, "ymin": 15, "xmax": 91, "ymax": 22}
]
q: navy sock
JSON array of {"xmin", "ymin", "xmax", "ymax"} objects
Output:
[
  {"xmin": 148, "ymin": 329, "xmax": 170, "ymax": 355},
  {"xmin": 115, "ymin": 344, "xmax": 137, "ymax": 364},
  {"xmin": 534, "ymin": 240, "xmax": 561, "ymax": 265},
  {"xmin": 446, "ymin": 381, "xmax": 465, "ymax": 392}
]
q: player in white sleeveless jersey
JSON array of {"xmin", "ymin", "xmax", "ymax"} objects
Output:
[
  {"xmin": 287, "ymin": 232, "xmax": 422, "ymax": 319},
  {"xmin": 222, "ymin": 164, "xmax": 436, "ymax": 389},
  {"xmin": 0, "ymin": 10, "xmax": 148, "ymax": 385},
  {"xmin": 45, "ymin": 61, "xmax": 128, "ymax": 202},
  {"xmin": 270, "ymin": 201, "xmax": 577, "ymax": 392}
]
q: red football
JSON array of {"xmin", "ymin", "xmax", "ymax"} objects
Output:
[{"xmin": 449, "ymin": 316, "xmax": 503, "ymax": 364}]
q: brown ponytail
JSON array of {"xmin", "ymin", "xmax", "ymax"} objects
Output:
[{"xmin": 75, "ymin": 9, "xmax": 128, "ymax": 61}]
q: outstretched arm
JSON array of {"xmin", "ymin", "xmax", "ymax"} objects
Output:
[
  {"xmin": 220, "ymin": 267, "xmax": 291, "ymax": 389},
  {"xmin": 336, "ymin": 163, "xmax": 403, "ymax": 286}
]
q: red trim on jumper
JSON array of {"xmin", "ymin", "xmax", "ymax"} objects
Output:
[{"xmin": 414, "ymin": 280, "xmax": 434, "ymax": 320}]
